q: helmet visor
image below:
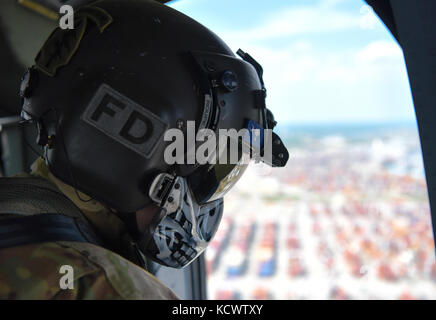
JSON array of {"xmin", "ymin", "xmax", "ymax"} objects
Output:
[{"xmin": 187, "ymin": 152, "xmax": 249, "ymax": 205}]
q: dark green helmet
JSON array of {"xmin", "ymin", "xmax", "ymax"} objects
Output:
[{"xmin": 20, "ymin": 0, "xmax": 288, "ymax": 213}]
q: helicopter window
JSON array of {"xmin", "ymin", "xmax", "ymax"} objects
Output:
[{"xmin": 170, "ymin": 0, "xmax": 435, "ymax": 300}]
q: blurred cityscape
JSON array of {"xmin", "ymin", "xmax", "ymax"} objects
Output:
[{"xmin": 206, "ymin": 123, "xmax": 436, "ymax": 300}]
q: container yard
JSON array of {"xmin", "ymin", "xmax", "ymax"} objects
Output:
[{"xmin": 206, "ymin": 124, "xmax": 436, "ymax": 299}]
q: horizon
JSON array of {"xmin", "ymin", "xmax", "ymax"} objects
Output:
[{"xmin": 277, "ymin": 119, "xmax": 418, "ymax": 127}]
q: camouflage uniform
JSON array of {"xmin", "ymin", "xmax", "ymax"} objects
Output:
[{"xmin": 0, "ymin": 158, "xmax": 179, "ymax": 300}]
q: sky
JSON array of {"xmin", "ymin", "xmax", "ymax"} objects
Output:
[{"xmin": 168, "ymin": 0, "xmax": 416, "ymax": 126}]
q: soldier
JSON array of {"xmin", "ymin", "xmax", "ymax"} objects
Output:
[{"xmin": 0, "ymin": 0, "xmax": 288, "ymax": 299}]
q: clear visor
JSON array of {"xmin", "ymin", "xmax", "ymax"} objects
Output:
[{"xmin": 187, "ymin": 145, "xmax": 250, "ymax": 205}]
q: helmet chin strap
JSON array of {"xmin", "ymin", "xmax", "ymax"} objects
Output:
[
  {"xmin": 137, "ymin": 207, "xmax": 168, "ymax": 255},
  {"xmin": 108, "ymin": 206, "xmax": 167, "ymax": 270}
]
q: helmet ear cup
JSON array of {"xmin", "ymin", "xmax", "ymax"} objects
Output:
[{"xmin": 19, "ymin": 68, "xmax": 52, "ymax": 148}]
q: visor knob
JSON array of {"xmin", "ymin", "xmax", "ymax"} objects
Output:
[{"xmin": 221, "ymin": 70, "xmax": 238, "ymax": 92}]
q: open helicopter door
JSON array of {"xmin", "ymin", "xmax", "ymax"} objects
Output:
[{"xmin": 365, "ymin": 0, "xmax": 436, "ymax": 250}]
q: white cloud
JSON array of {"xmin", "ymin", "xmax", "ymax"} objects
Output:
[
  {"xmin": 172, "ymin": 0, "xmax": 415, "ymax": 124},
  {"xmin": 356, "ymin": 41, "xmax": 403, "ymax": 64},
  {"xmin": 220, "ymin": 1, "xmax": 367, "ymax": 43},
  {"xmin": 359, "ymin": 4, "xmax": 380, "ymax": 30},
  {"xmin": 233, "ymin": 40, "xmax": 413, "ymax": 124}
]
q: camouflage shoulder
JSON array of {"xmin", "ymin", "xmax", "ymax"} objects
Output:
[
  {"xmin": 0, "ymin": 241, "xmax": 179, "ymax": 300},
  {"xmin": 60, "ymin": 241, "xmax": 180, "ymax": 300},
  {"xmin": 0, "ymin": 241, "xmax": 118, "ymax": 299}
]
